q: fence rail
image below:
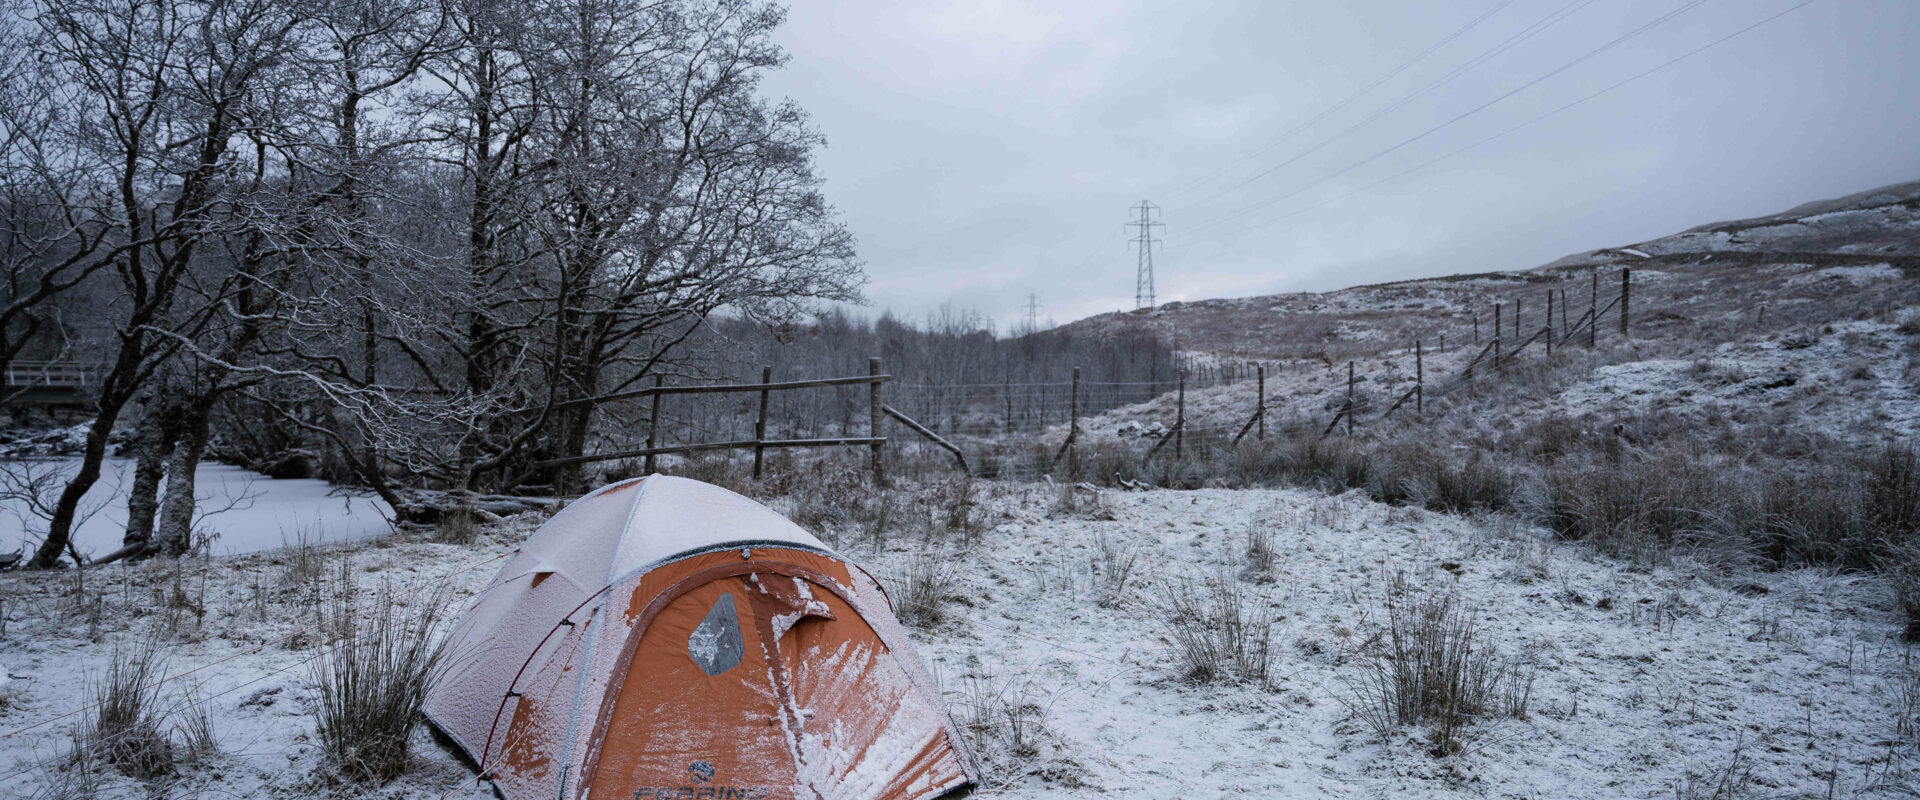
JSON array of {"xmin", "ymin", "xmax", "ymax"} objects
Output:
[
  {"xmin": 538, "ymin": 358, "xmax": 970, "ymax": 483},
  {"xmin": 3, "ymin": 360, "xmax": 95, "ymax": 388}
]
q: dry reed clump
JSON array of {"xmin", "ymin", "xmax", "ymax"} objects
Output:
[
  {"xmin": 1157, "ymin": 568, "xmax": 1276, "ymax": 686},
  {"xmin": 1673, "ymin": 733, "xmax": 1757, "ymax": 800},
  {"xmin": 1092, "ymin": 533, "xmax": 1139, "ymax": 609},
  {"xmin": 1889, "ymin": 539, "xmax": 1920, "ymax": 642},
  {"xmin": 958, "ymin": 672, "xmax": 1052, "ymax": 768},
  {"xmin": 1276, "ymin": 435, "xmax": 1375, "ymax": 494},
  {"xmin": 1529, "ymin": 442, "xmax": 1920, "ymax": 571},
  {"xmin": 1241, "ymin": 524, "xmax": 1276, "ymax": 581},
  {"xmin": 81, "ymin": 637, "xmax": 174, "ymax": 780},
  {"xmin": 1532, "ymin": 453, "xmax": 1743, "ymax": 565},
  {"xmin": 309, "ymin": 580, "xmax": 449, "ymax": 784},
  {"xmin": 893, "ymin": 548, "xmax": 956, "ymax": 630},
  {"xmin": 433, "ymin": 504, "xmax": 479, "ymax": 545},
  {"xmin": 1343, "ymin": 585, "xmax": 1532, "ymax": 757},
  {"xmin": 172, "ymin": 681, "xmax": 220, "ymax": 766}
]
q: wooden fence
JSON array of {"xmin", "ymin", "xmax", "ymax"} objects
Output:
[{"xmin": 532, "ymin": 358, "xmax": 964, "ymax": 482}]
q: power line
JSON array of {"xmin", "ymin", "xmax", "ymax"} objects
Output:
[
  {"xmin": 1229, "ymin": 0, "xmax": 1821, "ymax": 237},
  {"xmin": 1189, "ymin": 0, "xmax": 1709, "ymax": 235},
  {"xmin": 1128, "ymin": 200, "xmax": 1164, "ymax": 311},
  {"xmin": 1050, "ymin": 0, "xmax": 1587, "ymax": 296},
  {"xmin": 1181, "ymin": 0, "xmax": 1598, "ymax": 216},
  {"xmin": 1164, "ymin": 0, "xmax": 1518, "ymax": 202}
]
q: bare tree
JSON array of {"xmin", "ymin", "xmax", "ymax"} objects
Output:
[{"xmin": 23, "ymin": 0, "xmax": 304, "ymax": 567}]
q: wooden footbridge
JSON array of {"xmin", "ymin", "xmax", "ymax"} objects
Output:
[{"xmin": 2, "ymin": 360, "xmax": 97, "ymax": 407}]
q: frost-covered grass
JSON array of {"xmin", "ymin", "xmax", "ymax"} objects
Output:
[{"xmin": 0, "ymin": 480, "xmax": 1914, "ymax": 798}]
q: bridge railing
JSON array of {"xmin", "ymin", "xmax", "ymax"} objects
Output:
[{"xmin": 4, "ymin": 360, "xmax": 96, "ymax": 388}]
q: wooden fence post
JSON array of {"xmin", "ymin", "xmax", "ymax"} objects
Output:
[
  {"xmin": 1545, "ymin": 290, "xmax": 1554, "ymax": 356},
  {"xmin": 1474, "ymin": 314, "xmax": 1480, "ymax": 345},
  {"xmin": 645, "ymin": 373, "xmax": 664, "ymax": 474},
  {"xmin": 1257, "ymin": 364, "xmax": 1267, "ymax": 441},
  {"xmin": 1515, "ymin": 297, "xmax": 1522, "ymax": 338},
  {"xmin": 1494, "ymin": 303, "xmax": 1503, "ymax": 366},
  {"xmin": 1344, "ymin": 360, "xmax": 1359, "ymax": 437},
  {"xmin": 1589, "ymin": 269, "xmax": 1598, "ymax": 348},
  {"xmin": 1069, "ymin": 366, "xmax": 1081, "ymax": 477},
  {"xmin": 1559, "ymin": 288, "xmax": 1568, "ymax": 336},
  {"xmin": 753, "ymin": 366, "xmax": 771, "ymax": 479},
  {"xmin": 1415, "ymin": 341, "xmax": 1423, "ymax": 413},
  {"xmin": 1003, "ymin": 376, "xmax": 1013, "ymax": 433},
  {"xmin": 1173, "ymin": 372, "xmax": 1186, "ymax": 458},
  {"xmin": 1620, "ymin": 268, "xmax": 1630, "ymax": 337},
  {"xmin": 869, "ymin": 357, "xmax": 884, "ymax": 484}
]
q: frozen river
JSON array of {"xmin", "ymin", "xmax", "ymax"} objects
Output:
[{"xmin": 0, "ymin": 458, "xmax": 393, "ymax": 561}]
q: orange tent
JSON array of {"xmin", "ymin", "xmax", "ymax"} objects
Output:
[{"xmin": 425, "ymin": 475, "xmax": 977, "ymax": 800}]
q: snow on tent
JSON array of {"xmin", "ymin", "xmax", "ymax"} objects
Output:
[{"xmin": 424, "ymin": 475, "xmax": 977, "ymax": 800}]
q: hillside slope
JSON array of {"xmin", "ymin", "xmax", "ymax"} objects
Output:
[{"xmin": 1054, "ymin": 179, "xmax": 1920, "ymax": 363}]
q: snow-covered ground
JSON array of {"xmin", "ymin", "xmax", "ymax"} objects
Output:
[
  {"xmin": 1, "ymin": 481, "xmax": 1911, "ymax": 798},
  {"xmin": 1553, "ymin": 316, "xmax": 1920, "ymax": 441},
  {"xmin": 0, "ymin": 459, "xmax": 393, "ymax": 560}
]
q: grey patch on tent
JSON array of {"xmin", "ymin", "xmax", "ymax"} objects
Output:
[{"xmin": 688, "ymin": 592, "xmax": 744, "ymax": 676}]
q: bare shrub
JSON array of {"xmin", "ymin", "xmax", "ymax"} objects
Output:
[
  {"xmin": 83, "ymin": 637, "xmax": 174, "ymax": 779},
  {"xmin": 1343, "ymin": 587, "xmax": 1530, "ymax": 756},
  {"xmin": 310, "ymin": 581, "xmax": 449, "ymax": 784},
  {"xmin": 1157, "ymin": 568, "xmax": 1275, "ymax": 686}
]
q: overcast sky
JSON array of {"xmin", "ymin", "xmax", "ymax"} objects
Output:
[{"xmin": 758, "ymin": 0, "xmax": 1920, "ymax": 331}]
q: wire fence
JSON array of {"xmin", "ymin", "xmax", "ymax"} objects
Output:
[{"xmin": 564, "ymin": 268, "xmax": 1636, "ymax": 486}]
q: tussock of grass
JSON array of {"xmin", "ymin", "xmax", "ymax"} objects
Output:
[
  {"xmin": 893, "ymin": 548, "xmax": 955, "ymax": 631},
  {"xmin": 1343, "ymin": 586, "xmax": 1532, "ymax": 757},
  {"xmin": 1157, "ymin": 568, "xmax": 1275, "ymax": 686},
  {"xmin": 84, "ymin": 637, "xmax": 173, "ymax": 780},
  {"xmin": 310, "ymin": 581, "xmax": 448, "ymax": 784}
]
